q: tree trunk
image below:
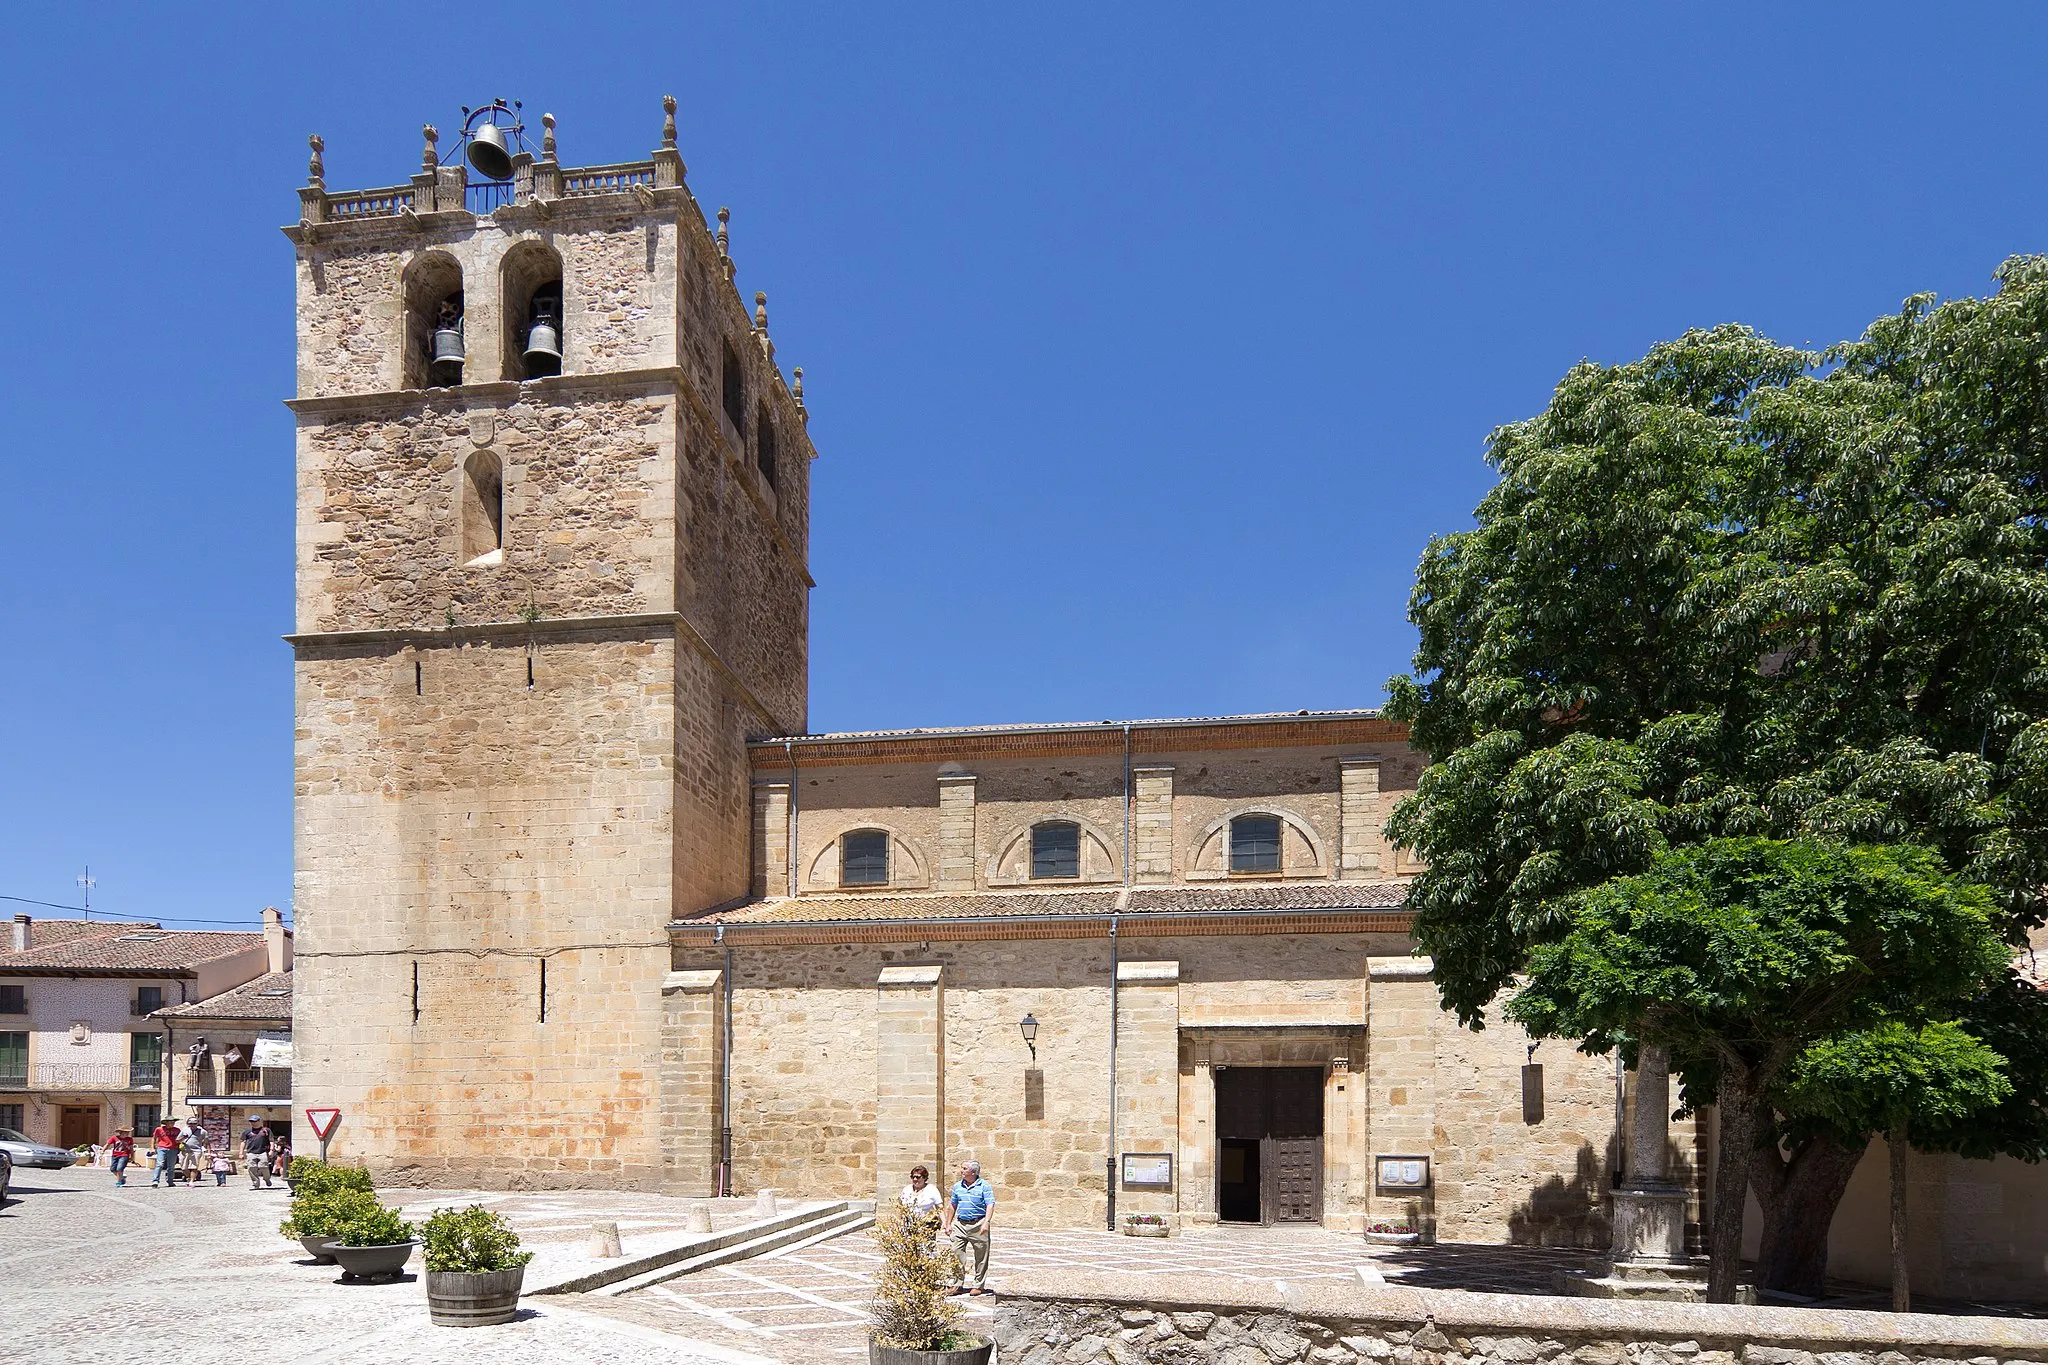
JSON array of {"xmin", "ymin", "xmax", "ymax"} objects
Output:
[
  {"xmin": 1708, "ymin": 1067, "xmax": 1760, "ymax": 1303},
  {"xmin": 1889, "ymin": 1121, "xmax": 1909, "ymax": 1313},
  {"xmin": 1751, "ymin": 1132, "xmax": 1870, "ymax": 1298}
]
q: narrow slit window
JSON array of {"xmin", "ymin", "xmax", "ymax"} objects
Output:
[
  {"xmin": 841, "ymin": 831, "xmax": 890, "ymax": 887},
  {"xmin": 1031, "ymin": 822, "xmax": 1081, "ymax": 880},
  {"xmin": 539, "ymin": 958, "xmax": 548, "ymax": 1022},
  {"xmin": 415, "ymin": 660, "xmax": 423, "ymax": 696},
  {"xmin": 757, "ymin": 403, "xmax": 778, "ymax": 488},
  {"xmin": 722, "ymin": 341, "xmax": 747, "ymax": 436},
  {"xmin": 1228, "ymin": 815, "xmax": 1283, "ymax": 874},
  {"xmin": 462, "ymin": 451, "xmax": 503, "ymax": 565},
  {"xmin": 411, "ymin": 961, "xmax": 420, "ymax": 1024}
]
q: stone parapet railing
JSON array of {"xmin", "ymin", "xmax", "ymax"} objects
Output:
[
  {"xmin": 992, "ymin": 1268, "xmax": 2048, "ymax": 1365},
  {"xmin": 298, "ymin": 155, "xmax": 673, "ymax": 226}
]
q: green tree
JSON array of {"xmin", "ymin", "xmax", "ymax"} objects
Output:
[
  {"xmin": 1389, "ymin": 261, "xmax": 2048, "ymax": 1300},
  {"xmin": 1506, "ymin": 839, "xmax": 2009, "ymax": 1301}
]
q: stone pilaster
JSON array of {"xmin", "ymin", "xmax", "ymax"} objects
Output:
[
  {"xmin": 876, "ymin": 965, "xmax": 945, "ymax": 1206},
  {"xmin": 1132, "ymin": 767, "xmax": 1175, "ymax": 883},
  {"xmin": 659, "ymin": 968, "xmax": 725, "ymax": 1196},
  {"xmin": 751, "ymin": 781, "xmax": 790, "ymax": 900},
  {"xmin": 1339, "ymin": 759, "xmax": 1384, "ymax": 878},
  {"xmin": 1114, "ymin": 961, "xmax": 1180, "ymax": 1220},
  {"xmin": 937, "ymin": 774, "xmax": 978, "ymax": 891},
  {"xmin": 1366, "ymin": 956, "xmax": 1438, "ymax": 1238}
]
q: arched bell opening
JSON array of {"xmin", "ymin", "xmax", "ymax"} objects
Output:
[
  {"xmin": 501, "ymin": 241, "xmax": 566, "ymax": 381},
  {"xmin": 402, "ymin": 251, "xmax": 466, "ymax": 390}
]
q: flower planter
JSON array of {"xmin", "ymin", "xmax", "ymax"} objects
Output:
[
  {"xmin": 1121, "ymin": 1223, "xmax": 1171, "ymax": 1238},
  {"xmin": 426, "ymin": 1266, "xmax": 525, "ymax": 1327},
  {"xmin": 327, "ymin": 1238, "xmax": 420, "ymax": 1282},
  {"xmin": 1366, "ymin": 1231, "xmax": 1422, "ymax": 1246},
  {"xmin": 298, "ymin": 1235, "xmax": 339, "ymax": 1264},
  {"xmin": 868, "ymin": 1339, "xmax": 993, "ymax": 1365}
]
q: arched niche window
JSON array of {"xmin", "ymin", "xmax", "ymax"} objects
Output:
[
  {"xmin": 1030, "ymin": 822, "xmax": 1081, "ymax": 880},
  {"xmin": 461, "ymin": 451, "xmax": 503, "ymax": 566},
  {"xmin": 501, "ymin": 241, "xmax": 565, "ymax": 381},
  {"xmin": 1228, "ymin": 815, "xmax": 1282, "ymax": 874},
  {"xmin": 756, "ymin": 402, "xmax": 778, "ymax": 489},
  {"xmin": 840, "ymin": 830, "xmax": 890, "ymax": 887},
  {"xmin": 403, "ymin": 251, "xmax": 465, "ymax": 389}
]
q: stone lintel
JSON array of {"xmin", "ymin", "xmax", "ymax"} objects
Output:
[
  {"xmin": 661, "ymin": 969, "xmax": 724, "ymax": 994},
  {"xmin": 1367, "ymin": 955, "xmax": 1435, "ymax": 982},
  {"xmin": 1116, "ymin": 959, "xmax": 1179, "ymax": 983},
  {"xmin": 877, "ymin": 964, "xmax": 943, "ymax": 988}
]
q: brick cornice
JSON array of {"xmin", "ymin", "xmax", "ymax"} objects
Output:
[{"xmin": 671, "ymin": 910, "xmax": 1413, "ymax": 947}]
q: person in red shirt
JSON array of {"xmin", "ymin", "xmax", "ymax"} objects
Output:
[
  {"xmin": 150, "ymin": 1119, "xmax": 181, "ymax": 1187},
  {"xmin": 106, "ymin": 1127, "xmax": 135, "ymax": 1187}
]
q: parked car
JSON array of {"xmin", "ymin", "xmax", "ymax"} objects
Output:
[{"xmin": 0, "ymin": 1129, "xmax": 80, "ymax": 1169}]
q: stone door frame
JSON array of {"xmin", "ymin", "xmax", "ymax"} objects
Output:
[{"xmin": 1178, "ymin": 1026, "xmax": 1365, "ymax": 1231}]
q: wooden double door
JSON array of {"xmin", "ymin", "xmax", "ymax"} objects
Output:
[{"xmin": 1216, "ymin": 1066, "xmax": 1324, "ymax": 1224}]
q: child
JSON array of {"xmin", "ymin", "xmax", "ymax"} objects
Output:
[
  {"xmin": 210, "ymin": 1153, "xmax": 232, "ymax": 1186},
  {"xmin": 107, "ymin": 1128, "xmax": 135, "ymax": 1187}
]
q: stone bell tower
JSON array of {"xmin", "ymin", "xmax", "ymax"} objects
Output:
[{"xmin": 286, "ymin": 99, "xmax": 813, "ymax": 1188}]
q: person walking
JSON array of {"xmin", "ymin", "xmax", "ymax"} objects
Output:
[
  {"xmin": 106, "ymin": 1127, "xmax": 135, "ymax": 1187},
  {"xmin": 148, "ymin": 1116, "xmax": 182, "ymax": 1187},
  {"xmin": 210, "ymin": 1153, "xmax": 232, "ymax": 1186},
  {"xmin": 941, "ymin": 1158, "xmax": 995, "ymax": 1296},
  {"xmin": 241, "ymin": 1114, "xmax": 276, "ymax": 1189},
  {"xmin": 177, "ymin": 1121, "xmax": 205, "ymax": 1187},
  {"xmin": 899, "ymin": 1164, "xmax": 943, "ymax": 1229}
]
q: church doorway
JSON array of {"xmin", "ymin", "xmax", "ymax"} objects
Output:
[
  {"xmin": 59, "ymin": 1104, "xmax": 101, "ymax": 1149},
  {"xmin": 1214, "ymin": 1066, "xmax": 1323, "ymax": 1224}
]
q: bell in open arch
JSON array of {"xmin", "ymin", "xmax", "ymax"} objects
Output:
[
  {"xmin": 466, "ymin": 121, "xmax": 514, "ymax": 181},
  {"xmin": 523, "ymin": 297, "xmax": 563, "ymax": 378},
  {"xmin": 430, "ymin": 299, "xmax": 465, "ymax": 384}
]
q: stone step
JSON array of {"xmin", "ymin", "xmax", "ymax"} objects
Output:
[
  {"xmin": 590, "ymin": 1202, "xmax": 864, "ymax": 1296},
  {"xmin": 534, "ymin": 1201, "xmax": 851, "ymax": 1296},
  {"xmin": 759, "ymin": 1209, "xmax": 875, "ymax": 1259}
]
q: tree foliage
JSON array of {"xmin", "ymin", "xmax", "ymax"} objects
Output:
[{"xmin": 1386, "ymin": 257, "xmax": 2048, "ymax": 1296}]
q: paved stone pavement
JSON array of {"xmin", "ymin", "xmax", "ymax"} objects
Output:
[{"xmin": 0, "ymin": 1165, "xmax": 775, "ymax": 1365}]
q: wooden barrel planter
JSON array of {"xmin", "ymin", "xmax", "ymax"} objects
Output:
[
  {"xmin": 426, "ymin": 1266, "xmax": 525, "ymax": 1327},
  {"xmin": 868, "ymin": 1341, "xmax": 992, "ymax": 1365}
]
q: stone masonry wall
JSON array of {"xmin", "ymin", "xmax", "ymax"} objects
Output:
[{"xmin": 994, "ymin": 1273, "xmax": 2048, "ymax": 1365}]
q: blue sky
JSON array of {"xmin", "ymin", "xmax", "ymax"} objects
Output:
[{"xmin": 4, "ymin": 5, "xmax": 2044, "ymax": 927}]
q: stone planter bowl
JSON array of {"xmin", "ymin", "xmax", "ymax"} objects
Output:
[
  {"xmin": 1366, "ymin": 1230, "xmax": 1422, "ymax": 1246},
  {"xmin": 298, "ymin": 1235, "xmax": 339, "ymax": 1264},
  {"xmin": 869, "ymin": 1338, "xmax": 993, "ymax": 1365},
  {"xmin": 426, "ymin": 1266, "xmax": 525, "ymax": 1327},
  {"xmin": 327, "ymin": 1239, "xmax": 420, "ymax": 1282},
  {"xmin": 1121, "ymin": 1222, "xmax": 1171, "ymax": 1238}
]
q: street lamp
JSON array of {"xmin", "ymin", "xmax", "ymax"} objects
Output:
[{"xmin": 1019, "ymin": 1012, "xmax": 1039, "ymax": 1062}]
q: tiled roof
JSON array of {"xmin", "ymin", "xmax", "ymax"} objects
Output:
[
  {"xmin": 752, "ymin": 710, "xmax": 1385, "ymax": 746},
  {"xmin": 4, "ymin": 919, "xmax": 161, "ymax": 951},
  {"xmin": 687, "ymin": 881, "xmax": 1411, "ymax": 926},
  {"xmin": 157, "ymin": 971, "xmax": 293, "ymax": 1021},
  {"xmin": 0, "ymin": 928, "xmax": 268, "ymax": 976}
]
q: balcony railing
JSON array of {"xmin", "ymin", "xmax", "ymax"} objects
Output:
[
  {"xmin": 27, "ymin": 1063, "xmax": 159, "ymax": 1090},
  {"xmin": 190, "ymin": 1067, "xmax": 291, "ymax": 1099}
]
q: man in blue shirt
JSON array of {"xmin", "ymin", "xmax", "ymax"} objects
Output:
[{"xmin": 941, "ymin": 1158, "xmax": 995, "ymax": 1295}]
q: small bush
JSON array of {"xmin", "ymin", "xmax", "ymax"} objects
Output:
[
  {"xmin": 868, "ymin": 1204, "xmax": 973, "ymax": 1353},
  {"xmin": 286, "ymin": 1158, "xmax": 373, "ymax": 1197},
  {"xmin": 420, "ymin": 1205, "xmax": 533, "ymax": 1274},
  {"xmin": 281, "ymin": 1187, "xmax": 385, "ymax": 1241},
  {"xmin": 331, "ymin": 1198, "xmax": 415, "ymax": 1248}
]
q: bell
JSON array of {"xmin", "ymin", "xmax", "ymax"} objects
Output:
[
  {"xmin": 466, "ymin": 122, "xmax": 514, "ymax": 181},
  {"xmin": 430, "ymin": 324, "xmax": 465, "ymax": 383},
  {"xmin": 523, "ymin": 320, "xmax": 563, "ymax": 377}
]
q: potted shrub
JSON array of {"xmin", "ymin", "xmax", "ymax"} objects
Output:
[
  {"xmin": 867, "ymin": 1204, "xmax": 991, "ymax": 1365},
  {"xmin": 326, "ymin": 1195, "xmax": 419, "ymax": 1282},
  {"xmin": 279, "ymin": 1164, "xmax": 376, "ymax": 1262},
  {"xmin": 422, "ymin": 1205, "xmax": 534, "ymax": 1328},
  {"xmin": 1121, "ymin": 1213, "xmax": 1170, "ymax": 1238},
  {"xmin": 1365, "ymin": 1221, "xmax": 1422, "ymax": 1246}
]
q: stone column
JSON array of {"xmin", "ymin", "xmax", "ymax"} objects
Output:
[
  {"xmin": 659, "ymin": 969, "xmax": 725, "ymax": 1195},
  {"xmin": 751, "ymin": 781, "xmax": 790, "ymax": 899},
  {"xmin": 1611, "ymin": 1044, "xmax": 1688, "ymax": 1262},
  {"xmin": 1179, "ymin": 1036, "xmax": 1218, "ymax": 1227},
  {"xmin": 876, "ymin": 965, "xmax": 944, "ymax": 1207},
  {"xmin": 936, "ymin": 774, "xmax": 977, "ymax": 891},
  {"xmin": 1339, "ymin": 759, "xmax": 1384, "ymax": 878},
  {"xmin": 1131, "ymin": 767, "xmax": 1175, "ymax": 883}
]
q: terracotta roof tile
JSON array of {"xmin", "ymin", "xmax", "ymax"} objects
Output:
[
  {"xmin": 1126, "ymin": 882, "xmax": 1411, "ymax": 912},
  {"xmin": 157, "ymin": 971, "xmax": 293, "ymax": 1021},
  {"xmin": 0, "ymin": 929, "xmax": 268, "ymax": 976},
  {"xmin": 751, "ymin": 710, "xmax": 1385, "ymax": 746},
  {"xmin": 2, "ymin": 919, "xmax": 161, "ymax": 951}
]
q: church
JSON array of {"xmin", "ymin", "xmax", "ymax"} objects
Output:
[{"xmin": 291, "ymin": 96, "xmax": 2046, "ymax": 1277}]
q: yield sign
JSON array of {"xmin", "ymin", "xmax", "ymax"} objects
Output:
[{"xmin": 305, "ymin": 1107, "xmax": 342, "ymax": 1141}]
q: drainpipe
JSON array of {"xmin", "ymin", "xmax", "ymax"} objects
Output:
[
  {"xmin": 784, "ymin": 739, "xmax": 799, "ymax": 900},
  {"xmin": 1614, "ymin": 1053, "xmax": 1627, "ymax": 1188},
  {"xmin": 1106, "ymin": 912, "xmax": 1120, "ymax": 1232},
  {"xmin": 718, "ymin": 922, "xmax": 734, "ymax": 1198}
]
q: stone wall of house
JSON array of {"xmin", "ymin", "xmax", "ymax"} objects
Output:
[
  {"xmin": 992, "ymin": 1272, "xmax": 2048, "ymax": 1365},
  {"xmin": 672, "ymin": 931, "xmax": 1627, "ymax": 1235}
]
